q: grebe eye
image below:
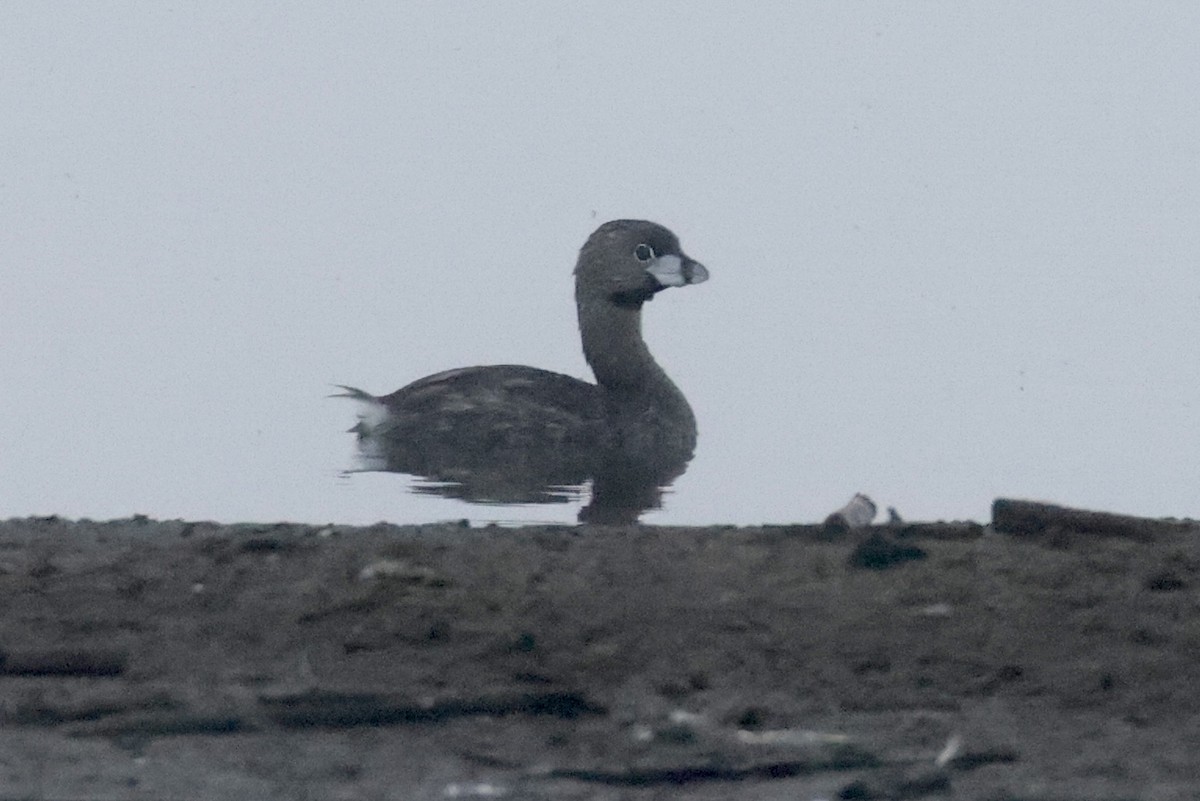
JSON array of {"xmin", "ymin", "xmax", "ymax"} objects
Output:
[{"xmin": 634, "ymin": 243, "xmax": 655, "ymax": 262}]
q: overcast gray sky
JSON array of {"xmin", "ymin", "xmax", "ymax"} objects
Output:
[{"xmin": 2, "ymin": 3, "xmax": 1197, "ymax": 525}]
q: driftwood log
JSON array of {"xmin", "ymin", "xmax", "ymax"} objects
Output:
[{"xmin": 992, "ymin": 498, "xmax": 1198, "ymax": 541}]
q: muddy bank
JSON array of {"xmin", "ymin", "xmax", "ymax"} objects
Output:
[{"xmin": 0, "ymin": 507, "xmax": 1197, "ymax": 799}]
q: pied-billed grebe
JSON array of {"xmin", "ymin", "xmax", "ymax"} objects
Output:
[{"xmin": 338, "ymin": 219, "xmax": 708, "ymax": 508}]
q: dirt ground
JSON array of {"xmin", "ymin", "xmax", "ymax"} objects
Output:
[{"xmin": 0, "ymin": 507, "xmax": 1197, "ymax": 800}]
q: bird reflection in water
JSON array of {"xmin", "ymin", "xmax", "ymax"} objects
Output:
[{"xmin": 337, "ymin": 220, "xmax": 709, "ymax": 524}]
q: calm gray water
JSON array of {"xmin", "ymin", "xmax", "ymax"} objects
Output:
[{"xmin": 3, "ymin": 5, "xmax": 1198, "ymax": 526}]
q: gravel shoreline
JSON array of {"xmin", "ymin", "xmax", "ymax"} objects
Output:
[{"xmin": 1, "ymin": 509, "xmax": 1196, "ymax": 799}]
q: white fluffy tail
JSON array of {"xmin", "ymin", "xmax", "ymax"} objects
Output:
[{"xmin": 332, "ymin": 385, "xmax": 390, "ymax": 469}]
